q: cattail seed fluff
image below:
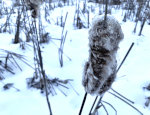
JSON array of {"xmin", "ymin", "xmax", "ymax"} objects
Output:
[{"xmin": 82, "ymin": 15, "xmax": 124, "ymax": 96}]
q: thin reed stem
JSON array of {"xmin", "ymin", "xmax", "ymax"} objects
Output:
[
  {"xmin": 111, "ymin": 88, "xmax": 134, "ymax": 104},
  {"xmin": 79, "ymin": 92, "xmax": 88, "ymax": 115},
  {"xmin": 102, "ymin": 100, "xmax": 117, "ymax": 115},
  {"xmin": 89, "ymin": 96, "xmax": 98, "ymax": 115},
  {"xmin": 117, "ymin": 42, "xmax": 134, "ymax": 72},
  {"xmin": 108, "ymin": 91, "xmax": 143, "ymax": 115}
]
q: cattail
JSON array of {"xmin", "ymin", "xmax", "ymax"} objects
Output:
[
  {"xmin": 82, "ymin": 15, "xmax": 124, "ymax": 96},
  {"xmin": 25, "ymin": 0, "xmax": 43, "ymax": 18}
]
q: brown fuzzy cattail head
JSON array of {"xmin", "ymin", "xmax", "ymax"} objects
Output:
[
  {"xmin": 82, "ymin": 15, "xmax": 124, "ymax": 96},
  {"xmin": 89, "ymin": 15, "xmax": 124, "ymax": 51},
  {"xmin": 24, "ymin": 0, "xmax": 42, "ymax": 18}
]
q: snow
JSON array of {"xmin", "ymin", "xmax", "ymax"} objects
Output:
[
  {"xmin": 0, "ymin": 1, "xmax": 150, "ymax": 115},
  {"xmin": 1, "ymin": 0, "xmax": 13, "ymax": 7}
]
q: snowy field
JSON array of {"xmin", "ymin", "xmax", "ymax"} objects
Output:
[{"xmin": 0, "ymin": 1, "xmax": 150, "ymax": 115}]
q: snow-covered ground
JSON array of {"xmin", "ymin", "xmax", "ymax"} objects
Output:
[{"xmin": 0, "ymin": 1, "xmax": 150, "ymax": 115}]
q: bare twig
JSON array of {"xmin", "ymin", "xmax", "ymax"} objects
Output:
[
  {"xmin": 0, "ymin": 49, "xmax": 34, "ymax": 69},
  {"xmin": 4, "ymin": 54, "xmax": 9, "ymax": 68},
  {"xmin": 11, "ymin": 55, "xmax": 22, "ymax": 71},
  {"xmin": 101, "ymin": 102, "xmax": 109, "ymax": 115},
  {"xmin": 59, "ymin": 31, "xmax": 68, "ymax": 67},
  {"xmin": 51, "ymin": 40, "xmax": 71, "ymax": 61},
  {"xmin": 59, "ymin": 12, "xmax": 68, "ymax": 67},
  {"xmin": 111, "ymin": 88, "xmax": 134, "ymax": 104},
  {"xmin": 1, "ymin": 62, "xmax": 15, "ymax": 74},
  {"xmin": 108, "ymin": 91, "xmax": 143, "ymax": 115},
  {"xmin": 69, "ymin": 82, "xmax": 79, "ymax": 95},
  {"xmin": 57, "ymin": 87, "xmax": 67, "ymax": 96},
  {"xmin": 102, "ymin": 100, "xmax": 117, "ymax": 115}
]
